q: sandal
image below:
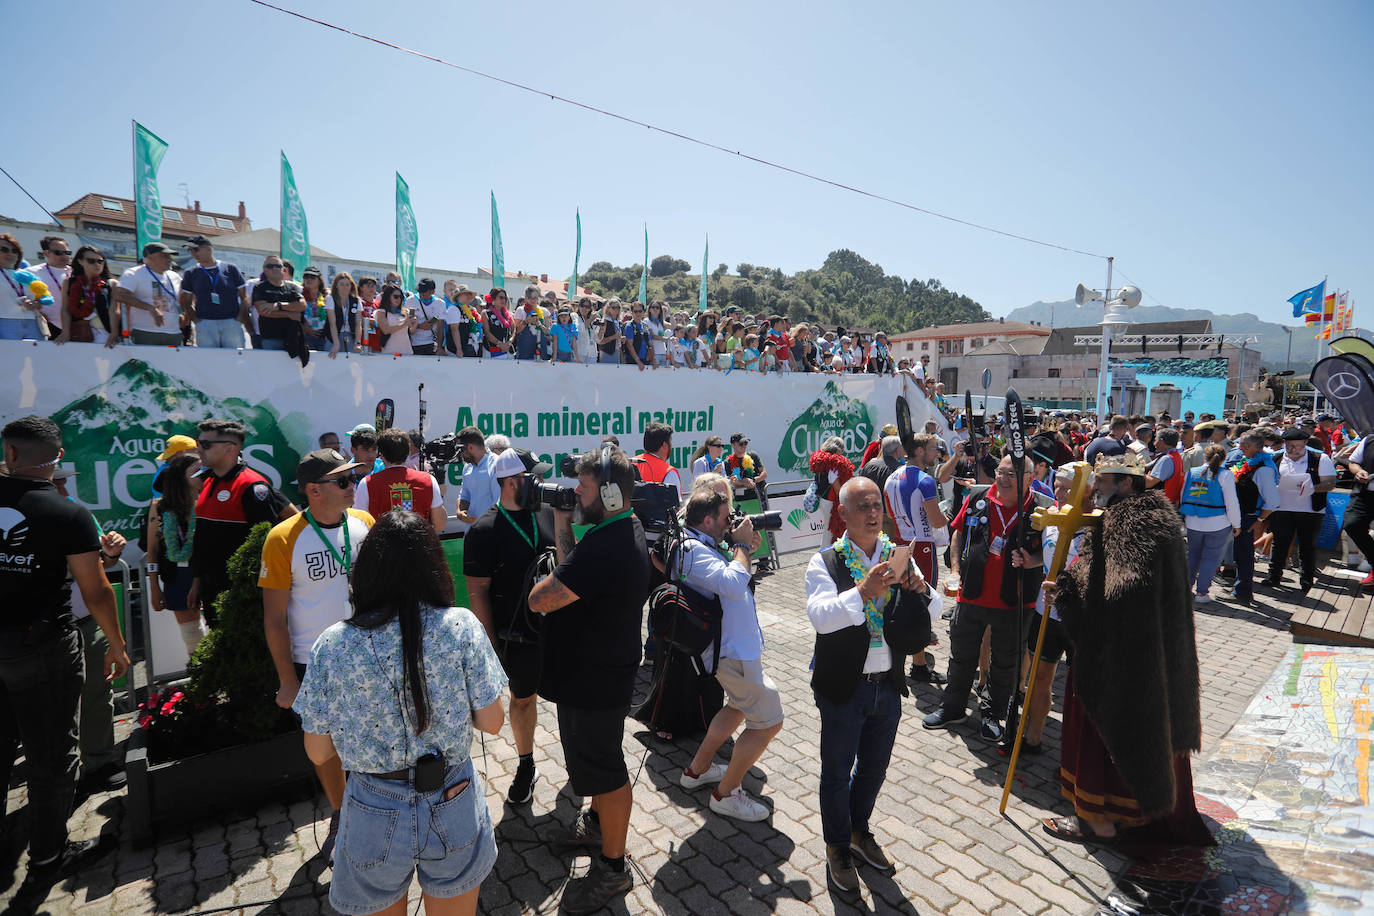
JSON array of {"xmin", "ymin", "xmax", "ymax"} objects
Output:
[{"xmin": 1042, "ymin": 816, "xmax": 1117, "ymax": 848}]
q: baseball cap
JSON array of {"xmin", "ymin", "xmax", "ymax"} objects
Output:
[
  {"xmin": 182, "ymin": 235, "xmax": 213, "ymax": 250},
  {"xmin": 417, "ymin": 278, "xmax": 436, "ymax": 292},
  {"xmin": 157, "ymin": 434, "xmax": 199, "ymax": 461},
  {"xmin": 142, "ymin": 241, "xmax": 177, "ymax": 257},
  {"xmin": 296, "ymin": 448, "xmax": 361, "ymax": 485},
  {"xmin": 491, "ymin": 448, "xmax": 552, "ymax": 479},
  {"xmin": 730, "ymin": 432, "xmax": 749, "ymax": 445},
  {"xmin": 347, "ymin": 423, "xmax": 376, "ymax": 436}
]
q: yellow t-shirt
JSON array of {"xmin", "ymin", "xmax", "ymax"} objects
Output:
[{"xmin": 259, "ymin": 508, "xmax": 374, "ymax": 664}]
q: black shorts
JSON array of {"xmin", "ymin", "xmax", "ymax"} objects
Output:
[
  {"xmin": 1025, "ymin": 612, "xmax": 1070, "ymax": 665},
  {"xmin": 556, "ymin": 704, "xmax": 630, "ymax": 798},
  {"xmin": 495, "ymin": 638, "xmax": 541, "ymax": 700},
  {"xmin": 160, "ymin": 565, "xmax": 196, "ymax": 611}
]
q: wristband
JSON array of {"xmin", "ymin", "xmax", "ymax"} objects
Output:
[{"xmin": 145, "ymin": 562, "xmax": 160, "ymax": 573}]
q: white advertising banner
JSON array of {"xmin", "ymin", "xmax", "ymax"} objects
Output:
[{"xmin": 0, "ymin": 341, "xmax": 942, "ymax": 554}]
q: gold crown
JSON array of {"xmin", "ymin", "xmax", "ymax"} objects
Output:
[{"xmin": 1092, "ymin": 450, "xmax": 1149, "ymax": 477}]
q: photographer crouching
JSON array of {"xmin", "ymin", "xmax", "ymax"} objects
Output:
[
  {"xmin": 528, "ymin": 446, "xmax": 650, "ymax": 914},
  {"xmin": 676, "ymin": 489, "xmax": 784, "ymax": 822}
]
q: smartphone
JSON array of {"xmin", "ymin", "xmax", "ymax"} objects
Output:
[{"xmin": 888, "ymin": 543, "xmax": 913, "ymax": 577}]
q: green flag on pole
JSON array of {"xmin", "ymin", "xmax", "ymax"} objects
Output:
[
  {"xmin": 395, "ymin": 173, "xmax": 417, "ymax": 292},
  {"xmin": 280, "ymin": 152, "xmax": 311, "ymax": 271},
  {"xmin": 132, "ymin": 121, "xmax": 168, "ymax": 255},
  {"xmin": 568, "ymin": 209, "xmax": 581, "ymax": 302},
  {"xmin": 491, "ymin": 192, "xmax": 505, "ymax": 290},
  {"xmin": 699, "ymin": 235, "xmax": 709, "ymax": 312},
  {"xmin": 638, "ymin": 225, "xmax": 648, "ymax": 306}
]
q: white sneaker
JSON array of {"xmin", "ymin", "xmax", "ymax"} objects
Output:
[
  {"xmin": 1195, "ymin": 592, "xmax": 1213, "ymax": 604},
  {"xmin": 679, "ymin": 763, "xmax": 726, "ymax": 790},
  {"xmin": 709, "ymin": 786, "xmax": 769, "ymax": 822}
]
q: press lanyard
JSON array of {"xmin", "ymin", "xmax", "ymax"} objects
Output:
[
  {"xmin": 498, "ymin": 505, "xmax": 538, "ymax": 551},
  {"xmin": 990, "ymin": 499, "xmax": 1019, "ymax": 533},
  {"xmin": 584, "ymin": 510, "xmax": 633, "ymax": 537},
  {"xmin": 304, "ymin": 509, "xmax": 352, "ymax": 575},
  {"xmin": 1, "ymin": 269, "xmax": 24, "ymax": 298},
  {"xmin": 145, "ymin": 265, "xmax": 176, "ymax": 299},
  {"xmin": 44, "ymin": 265, "xmax": 64, "ymax": 294}
]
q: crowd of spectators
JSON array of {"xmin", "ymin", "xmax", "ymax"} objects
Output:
[{"xmin": 2, "ymin": 233, "xmax": 918, "ymax": 374}]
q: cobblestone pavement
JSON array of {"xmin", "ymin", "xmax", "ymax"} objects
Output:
[{"xmin": 3, "ymin": 554, "xmax": 1300, "ymax": 915}]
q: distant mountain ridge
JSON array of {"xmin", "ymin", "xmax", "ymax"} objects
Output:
[{"xmin": 1005, "ymin": 300, "xmax": 1321, "ymax": 371}]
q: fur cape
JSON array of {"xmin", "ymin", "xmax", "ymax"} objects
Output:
[{"xmin": 1053, "ymin": 489, "xmax": 1202, "ymax": 818}]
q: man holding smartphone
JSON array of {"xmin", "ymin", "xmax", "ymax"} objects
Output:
[{"xmin": 675, "ymin": 489, "xmax": 783, "ymax": 822}]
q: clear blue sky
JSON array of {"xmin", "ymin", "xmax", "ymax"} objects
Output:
[{"xmin": 3, "ymin": 0, "xmax": 1369, "ymax": 325}]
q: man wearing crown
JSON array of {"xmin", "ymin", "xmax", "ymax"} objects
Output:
[{"xmin": 1039, "ymin": 450, "xmax": 1213, "ymax": 853}]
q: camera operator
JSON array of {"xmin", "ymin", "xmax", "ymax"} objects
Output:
[
  {"xmin": 632, "ymin": 422, "xmax": 682, "ymax": 499},
  {"xmin": 462, "ymin": 449, "xmax": 554, "ymax": 806},
  {"xmin": 676, "ymin": 490, "xmax": 783, "ymax": 822},
  {"xmin": 354, "ymin": 429, "xmax": 446, "ymax": 531},
  {"xmin": 528, "ymin": 446, "xmax": 649, "ymax": 914}
]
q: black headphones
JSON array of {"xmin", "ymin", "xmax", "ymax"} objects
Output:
[{"xmin": 599, "ymin": 443, "xmax": 624, "ymax": 513}]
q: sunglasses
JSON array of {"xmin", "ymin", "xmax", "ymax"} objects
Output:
[
  {"xmin": 264, "ymin": 263, "xmax": 284, "ymax": 269},
  {"xmin": 197, "ymin": 439, "xmax": 236, "ymax": 449},
  {"xmin": 49, "ymin": 250, "xmax": 72, "ymax": 256},
  {"xmin": 319, "ymin": 476, "xmax": 353, "ymax": 489},
  {"xmin": 83, "ymin": 257, "xmax": 106, "ymax": 265}
]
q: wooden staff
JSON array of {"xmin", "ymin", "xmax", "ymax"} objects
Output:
[{"xmin": 999, "ymin": 460, "xmax": 1101, "ymax": 814}]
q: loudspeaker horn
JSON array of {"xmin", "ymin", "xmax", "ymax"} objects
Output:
[{"xmin": 1075, "ymin": 283, "xmax": 1103, "ymax": 307}]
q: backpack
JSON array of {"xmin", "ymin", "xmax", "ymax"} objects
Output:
[{"xmin": 646, "ymin": 535, "xmax": 724, "ymax": 673}]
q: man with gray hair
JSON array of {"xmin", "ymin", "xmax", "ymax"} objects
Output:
[
  {"xmin": 513, "ymin": 284, "xmax": 552, "ymax": 360},
  {"xmin": 859, "ymin": 436, "xmax": 905, "ymax": 491}
]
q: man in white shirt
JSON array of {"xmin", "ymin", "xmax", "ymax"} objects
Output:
[
  {"xmin": 676, "ymin": 491, "xmax": 780, "ymax": 822},
  {"xmin": 33, "ymin": 235, "xmax": 73, "ymax": 337},
  {"xmin": 403, "ymin": 278, "xmax": 445, "ymax": 355},
  {"xmin": 113, "ymin": 242, "xmax": 184, "ymax": 346},
  {"xmin": 805, "ymin": 477, "xmax": 927, "ymax": 892},
  {"xmin": 1265, "ymin": 427, "xmax": 1336, "ymax": 594}
]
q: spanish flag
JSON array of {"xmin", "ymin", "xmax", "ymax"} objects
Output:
[{"xmin": 1323, "ymin": 292, "xmax": 1336, "ymax": 320}]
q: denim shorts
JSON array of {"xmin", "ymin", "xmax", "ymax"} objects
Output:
[{"xmin": 329, "ymin": 757, "xmax": 496, "ymax": 915}]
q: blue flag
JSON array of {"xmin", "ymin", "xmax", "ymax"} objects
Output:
[{"xmin": 1289, "ymin": 281, "xmax": 1326, "ymax": 317}]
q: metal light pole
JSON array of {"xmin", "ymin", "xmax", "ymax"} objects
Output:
[{"xmin": 1094, "ymin": 257, "xmax": 1114, "ymax": 417}]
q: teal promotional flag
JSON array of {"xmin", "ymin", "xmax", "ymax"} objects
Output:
[
  {"xmin": 132, "ymin": 121, "xmax": 168, "ymax": 254},
  {"xmin": 638, "ymin": 226, "xmax": 648, "ymax": 306},
  {"xmin": 279, "ymin": 152, "xmax": 311, "ymax": 270},
  {"xmin": 491, "ymin": 192, "xmax": 505, "ymax": 290},
  {"xmin": 395, "ymin": 173, "xmax": 417, "ymax": 291},
  {"xmin": 568, "ymin": 209, "xmax": 581, "ymax": 301},
  {"xmin": 698, "ymin": 235, "xmax": 709, "ymax": 312}
]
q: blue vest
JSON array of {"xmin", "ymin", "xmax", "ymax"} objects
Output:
[{"xmin": 1179, "ymin": 466, "xmax": 1226, "ymax": 518}]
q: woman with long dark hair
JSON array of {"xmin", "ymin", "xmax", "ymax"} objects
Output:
[
  {"xmin": 55, "ymin": 245, "xmax": 120, "ymax": 347},
  {"xmin": 377, "ymin": 284, "xmax": 416, "ymax": 356},
  {"xmin": 145, "ymin": 451, "xmax": 206, "ymax": 654},
  {"xmin": 294, "ymin": 511, "xmax": 505, "ymax": 916}
]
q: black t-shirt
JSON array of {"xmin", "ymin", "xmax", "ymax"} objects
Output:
[
  {"xmin": 253, "ymin": 280, "xmax": 304, "ymax": 340},
  {"xmin": 859, "ymin": 455, "xmax": 900, "ymax": 489},
  {"xmin": 539, "ymin": 514, "xmax": 650, "ymax": 709},
  {"xmin": 462, "ymin": 504, "xmax": 555, "ymax": 632},
  {"xmin": 0, "ymin": 475, "xmax": 100, "ymax": 627}
]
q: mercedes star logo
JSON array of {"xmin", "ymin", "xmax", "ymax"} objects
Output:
[{"xmin": 1329, "ymin": 371, "xmax": 1362, "ymax": 399}]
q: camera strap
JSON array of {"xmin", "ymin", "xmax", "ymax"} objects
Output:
[{"xmin": 497, "ymin": 504, "xmax": 537, "ymax": 551}]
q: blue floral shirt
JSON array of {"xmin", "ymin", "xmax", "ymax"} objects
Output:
[{"xmin": 294, "ymin": 606, "xmax": 507, "ymax": 774}]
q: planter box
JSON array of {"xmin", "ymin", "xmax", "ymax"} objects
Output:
[{"xmin": 126, "ymin": 726, "xmax": 315, "ymax": 846}]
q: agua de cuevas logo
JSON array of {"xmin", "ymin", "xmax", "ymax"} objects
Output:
[{"xmin": 775, "ymin": 381, "xmax": 876, "ymax": 475}]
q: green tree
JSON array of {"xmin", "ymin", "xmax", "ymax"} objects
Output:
[{"xmin": 731, "ymin": 282, "xmax": 759, "ymax": 311}]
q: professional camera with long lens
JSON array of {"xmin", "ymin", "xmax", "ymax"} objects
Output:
[
  {"xmin": 532, "ymin": 481, "xmax": 579, "ymax": 512},
  {"xmin": 419, "ymin": 433, "xmax": 463, "ymax": 467},
  {"xmin": 732, "ymin": 508, "xmax": 783, "ymax": 531},
  {"xmin": 557, "ymin": 451, "xmax": 681, "ymax": 533}
]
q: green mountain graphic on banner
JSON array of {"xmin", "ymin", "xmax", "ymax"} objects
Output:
[
  {"xmin": 776, "ymin": 381, "xmax": 876, "ymax": 474},
  {"xmin": 47, "ymin": 359, "xmax": 303, "ymax": 542}
]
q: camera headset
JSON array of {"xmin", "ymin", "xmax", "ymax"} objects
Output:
[{"xmin": 599, "ymin": 443, "xmax": 625, "ymax": 513}]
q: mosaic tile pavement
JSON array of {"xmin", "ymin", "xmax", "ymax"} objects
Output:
[{"xmin": 1093, "ymin": 643, "xmax": 1374, "ymax": 915}]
